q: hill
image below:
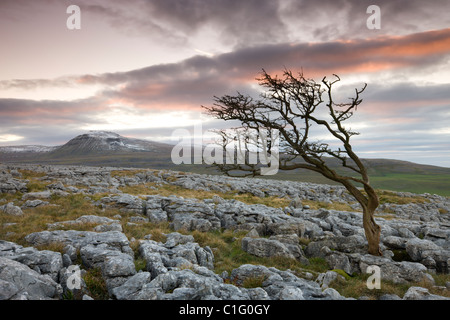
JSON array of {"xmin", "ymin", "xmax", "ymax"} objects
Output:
[{"xmin": 0, "ymin": 131, "xmax": 174, "ymax": 169}]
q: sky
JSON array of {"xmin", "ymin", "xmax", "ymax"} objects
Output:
[{"xmin": 0, "ymin": 0, "xmax": 450, "ymax": 167}]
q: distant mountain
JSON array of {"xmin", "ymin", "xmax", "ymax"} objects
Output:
[
  {"xmin": 0, "ymin": 131, "xmax": 174, "ymax": 168},
  {"xmin": 52, "ymin": 131, "xmax": 168, "ymax": 155}
]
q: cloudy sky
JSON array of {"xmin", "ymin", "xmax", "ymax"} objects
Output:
[{"xmin": 1, "ymin": 0, "xmax": 450, "ymax": 167}]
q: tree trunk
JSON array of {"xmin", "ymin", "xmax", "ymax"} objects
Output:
[
  {"xmin": 362, "ymin": 207, "xmax": 382, "ymax": 256},
  {"xmin": 340, "ymin": 181, "xmax": 382, "ymax": 256}
]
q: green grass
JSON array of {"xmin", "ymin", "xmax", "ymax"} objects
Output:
[
  {"xmin": 83, "ymin": 268, "xmax": 109, "ymax": 300},
  {"xmin": 0, "ymin": 192, "xmax": 122, "ymax": 246},
  {"xmin": 376, "ymin": 189, "xmax": 430, "ymax": 205},
  {"xmin": 207, "ymin": 168, "xmax": 450, "ymax": 197},
  {"xmin": 190, "ymin": 229, "xmax": 328, "ymax": 278},
  {"xmin": 370, "ymin": 173, "xmax": 450, "ymax": 197},
  {"xmin": 123, "ymin": 221, "xmax": 171, "ymax": 242},
  {"xmin": 119, "ymin": 181, "xmax": 291, "ymax": 208},
  {"xmin": 329, "ymin": 272, "xmax": 450, "ymax": 300},
  {"xmin": 240, "ymin": 275, "xmax": 268, "ymax": 289}
]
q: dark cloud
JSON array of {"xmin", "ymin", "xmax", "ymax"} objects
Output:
[
  {"xmin": 145, "ymin": 0, "xmax": 287, "ymax": 46},
  {"xmin": 3, "ymin": 0, "xmax": 450, "ymax": 48},
  {"xmin": 70, "ymin": 0, "xmax": 288, "ymax": 49},
  {"xmin": 94, "ymin": 28, "xmax": 450, "ymax": 109},
  {"xmin": 76, "ymin": 0, "xmax": 450, "ymax": 46},
  {"xmin": 80, "ymin": 2, "xmax": 188, "ymax": 45},
  {"xmin": 362, "ymin": 82, "xmax": 450, "ymax": 103},
  {"xmin": 282, "ymin": 0, "xmax": 450, "ymax": 40},
  {"xmin": 0, "ymin": 97, "xmax": 107, "ymax": 126},
  {"xmin": 4, "ymin": 26, "xmax": 449, "ymax": 94}
]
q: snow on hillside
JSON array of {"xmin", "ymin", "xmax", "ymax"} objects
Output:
[{"xmin": 0, "ymin": 145, "xmax": 59, "ymax": 153}]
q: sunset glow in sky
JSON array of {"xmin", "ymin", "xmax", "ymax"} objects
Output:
[{"xmin": 1, "ymin": 0, "xmax": 450, "ymax": 167}]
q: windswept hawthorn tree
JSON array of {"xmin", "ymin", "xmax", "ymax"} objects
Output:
[{"xmin": 203, "ymin": 68, "xmax": 382, "ymax": 256}]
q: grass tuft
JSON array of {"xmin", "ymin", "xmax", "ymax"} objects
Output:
[{"xmin": 83, "ymin": 268, "xmax": 109, "ymax": 300}]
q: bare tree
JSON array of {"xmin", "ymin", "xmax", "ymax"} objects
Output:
[
  {"xmin": 207, "ymin": 126, "xmax": 278, "ymax": 177},
  {"xmin": 203, "ymin": 68, "xmax": 382, "ymax": 256}
]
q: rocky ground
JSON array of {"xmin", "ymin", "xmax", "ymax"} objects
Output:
[{"xmin": 0, "ymin": 163, "xmax": 449, "ymax": 300}]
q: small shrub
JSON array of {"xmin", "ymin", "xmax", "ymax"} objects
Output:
[
  {"xmin": 298, "ymin": 237, "xmax": 311, "ymax": 247},
  {"xmin": 83, "ymin": 268, "xmax": 109, "ymax": 300},
  {"xmin": 110, "ymin": 169, "xmax": 146, "ymax": 178},
  {"xmin": 26, "ymin": 180, "xmax": 51, "ymax": 192},
  {"xmin": 241, "ymin": 275, "xmax": 267, "ymax": 288},
  {"xmin": 134, "ymin": 257, "xmax": 147, "ymax": 272},
  {"xmin": 35, "ymin": 241, "xmax": 67, "ymax": 254},
  {"xmin": 307, "ymin": 257, "xmax": 329, "ymax": 273},
  {"xmin": 330, "ymin": 269, "xmax": 352, "ymax": 280},
  {"xmin": 122, "ymin": 221, "xmax": 170, "ymax": 242},
  {"xmin": 18, "ymin": 169, "xmax": 47, "ymax": 179},
  {"xmin": 302, "ymin": 199, "xmax": 353, "ymax": 212},
  {"xmin": 392, "ymin": 249, "xmax": 413, "ymax": 262}
]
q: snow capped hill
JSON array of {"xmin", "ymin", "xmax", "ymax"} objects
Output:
[
  {"xmin": 54, "ymin": 130, "xmax": 167, "ymax": 154},
  {"xmin": 0, "ymin": 131, "xmax": 174, "ymax": 158}
]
